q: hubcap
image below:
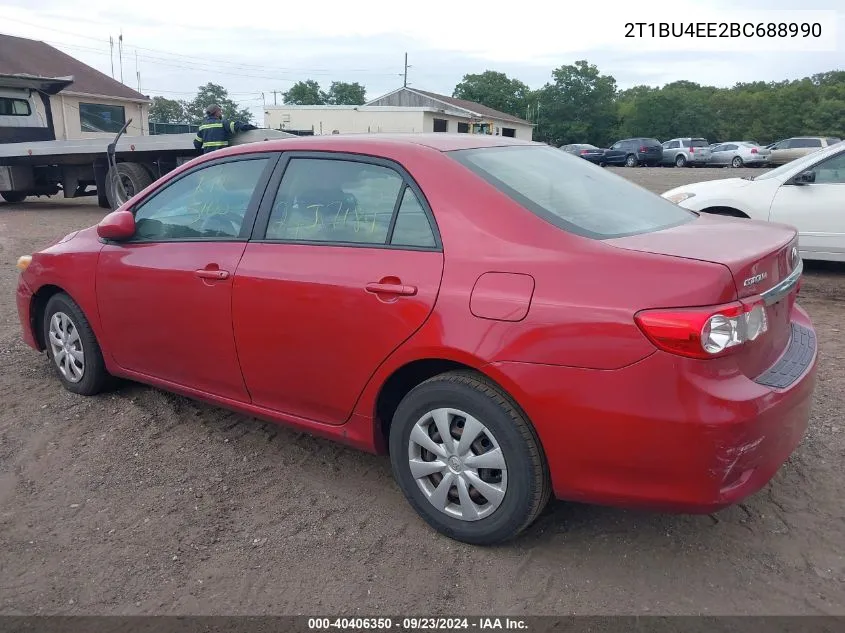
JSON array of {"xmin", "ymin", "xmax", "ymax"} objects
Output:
[
  {"xmin": 407, "ymin": 407, "xmax": 508, "ymax": 522},
  {"xmin": 48, "ymin": 312, "xmax": 84, "ymax": 383}
]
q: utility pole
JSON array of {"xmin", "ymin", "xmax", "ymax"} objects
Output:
[
  {"xmin": 109, "ymin": 36, "xmax": 114, "ymax": 78},
  {"xmin": 118, "ymin": 31, "xmax": 124, "ymax": 84},
  {"xmin": 403, "ymin": 52, "xmax": 411, "ymax": 87},
  {"xmin": 272, "ymin": 90, "xmax": 278, "ymax": 105}
]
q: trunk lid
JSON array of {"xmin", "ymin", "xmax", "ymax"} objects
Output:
[
  {"xmin": 606, "ymin": 213, "xmax": 801, "ymax": 378},
  {"xmin": 606, "ymin": 213, "xmax": 797, "ymax": 298}
]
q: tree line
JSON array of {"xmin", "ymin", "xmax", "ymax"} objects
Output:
[
  {"xmin": 150, "ymin": 64, "xmax": 845, "ymax": 148},
  {"xmin": 453, "ymin": 63, "xmax": 845, "ymax": 147},
  {"xmin": 149, "ymin": 81, "xmax": 368, "ymax": 125}
]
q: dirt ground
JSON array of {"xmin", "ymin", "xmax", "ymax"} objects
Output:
[{"xmin": 1, "ymin": 167, "xmax": 844, "ymax": 616}]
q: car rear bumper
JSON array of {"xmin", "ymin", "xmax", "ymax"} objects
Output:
[
  {"xmin": 16, "ymin": 276, "xmax": 39, "ymax": 350},
  {"xmin": 490, "ymin": 303, "xmax": 816, "ymax": 513}
]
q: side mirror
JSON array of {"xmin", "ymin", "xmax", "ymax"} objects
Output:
[
  {"xmin": 97, "ymin": 210, "xmax": 136, "ymax": 241},
  {"xmin": 790, "ymin": 170, "xmax": 816, "ymax": 185}
]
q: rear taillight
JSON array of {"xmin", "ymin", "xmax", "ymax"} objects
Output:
[
  {"xmin": 751, "ymin": 148, "xmax": 758, "ymax": 154},
  {"xmin": 690, "ymin": 147, "xmax": 696, "ymax": 154},
  {"xmin": 580, "ymin": 149, "xmax": 588, "ymax": 154},
  {"xmin": 635, "ymin": 299, "xmax": 769, "ymax": 359},
  {"xmin": 639, "ymin": 146, "xmax": 646, "ymax": 152}
]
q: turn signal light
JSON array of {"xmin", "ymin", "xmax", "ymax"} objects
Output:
[
  {"xmin": 16, "ymin": 255, "xmax": 31, "ymax": 271},
  {"xmin": 635, "ymin": 299, "xmax": 769, "ymax": 359}
]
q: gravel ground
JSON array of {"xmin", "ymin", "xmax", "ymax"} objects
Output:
[{"xmin": 1, "ymin": 166, "xmax": 843, "ymax": 616}]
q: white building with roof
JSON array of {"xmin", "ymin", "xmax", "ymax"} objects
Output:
[{"xmin": 264, "ymin": 87, "xmax": 534, "ymax": 140}]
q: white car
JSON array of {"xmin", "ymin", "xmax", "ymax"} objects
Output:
[{"xmin": 662, "ymin": 141, "xmax": 845, "ymax": 262}]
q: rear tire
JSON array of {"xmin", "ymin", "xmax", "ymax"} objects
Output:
[
  {"xmin": 389, "ymin": 371, "xmax": 550, "ymax": 545},
  {"xmin": 675, "ymin": 154, "xmax": 687, "ymax": 168},
  {"xmin": 1, "ymin": 191, "xmax": 27, "ymax": 203},
  {"xmin": 97, "ymin": 190, "xmax": 111, "ymax": 209},
  {"xmin": 625, "ymin": 154, "xmax": 637, "ymax": 168},
  {"xmin": 105, "ymin": 162, "xmax": 153, "ymax": 210},
  {"xmin": 731, "ymin": 156, "xmax": 744, "ymax": 168},
  {"xmin": 42, "ymin": 293, "xmax": 111, "ymax": 396}
]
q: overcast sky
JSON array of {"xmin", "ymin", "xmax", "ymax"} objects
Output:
[{"xmin": 3, "ymin": 0, "xmax": 843, "ymax": 123}]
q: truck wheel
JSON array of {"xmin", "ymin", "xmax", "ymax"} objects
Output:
[
  {"xmin": 105, "ymin": 162, "xmax": 153, "ymax": 210},
  {"xmin": 97, "ymin": 190, "xmax": 111, "ymax": 209},
  {"xmin": 1, "ymin": 192, "xmax": 27, "ymax": 203}
]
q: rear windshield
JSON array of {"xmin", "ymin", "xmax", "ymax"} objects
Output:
[
  {"xmin": 689, "ymin": 139, "xmax": 709, "ymax": 147},
  {"xmin": 449, "ymin": 145, "xmax": 695, "ymax": 239},
  {"xmin": 638, "ymin": 138, "xmax": 660, "ymax": 146}
]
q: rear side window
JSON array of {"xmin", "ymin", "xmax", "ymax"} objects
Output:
[
  {"xmin": 790, "ymin": 138, "xmax": 822, "ymax": 148},
  {"xmin": 265, "ymin": 157, "xmax": 438, "ymax": 248},
  {"xmin": 450, "ymin": 145, "xmax": 695, "ymax": 240},
  {"xmin": 825, "ymin": 138, "xmax": 841, "ymax": 146}
]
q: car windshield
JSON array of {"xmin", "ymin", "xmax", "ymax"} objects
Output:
[{"xmin": 450, "ymin": 145, "xmax": 695, "ymax": 239}]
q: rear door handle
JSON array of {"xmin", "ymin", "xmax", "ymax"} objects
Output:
[
  {"xmin": 365, "ymin": 282, "xmax": 417, "ymax": 296},
  {"xmin": 195, "ymin": 269, "xmax": 230, "ymax": 280}
]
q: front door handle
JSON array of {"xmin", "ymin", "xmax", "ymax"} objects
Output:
[
  {"xmin": 195, "ymin": 268, "xmax": 230, "ymax": 280},
  {"xmin": 365, "ymin": 282, "xmax": 417, "ymax": 296}
]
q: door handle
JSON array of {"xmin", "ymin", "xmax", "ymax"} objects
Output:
[
  {"xmin": 195, "ymin": 268, "xmax": 230, "ymax": 280},
  {"xmin": 365, "ymin": 282, "xmax": 417, "ymax": 296}
]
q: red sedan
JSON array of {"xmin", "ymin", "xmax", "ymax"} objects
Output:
[{"xmin": 15, "ymin": 134, "xmax": 816, "ymax": 544}]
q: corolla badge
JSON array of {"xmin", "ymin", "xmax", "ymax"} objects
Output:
[{"xmin": 743, "ymin": 271, "xmax": 768, "ymax": 287}]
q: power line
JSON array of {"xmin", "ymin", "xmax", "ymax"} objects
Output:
[{"xmin": 2, "ymin": 17, "xmax": 403, "ymax": 75}]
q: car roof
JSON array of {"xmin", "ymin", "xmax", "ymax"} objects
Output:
[{"xmin": 220, "ymin": 133, "xmax": 540, "ymax": 156}]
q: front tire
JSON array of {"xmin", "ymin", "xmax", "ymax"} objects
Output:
[
  {"xmin": 43, "ymin": 293, "xmax": 110, "ymax": 396},
  {"xmin": 389, "ymin": 371, "xmax": 550, "ymax": 545}
]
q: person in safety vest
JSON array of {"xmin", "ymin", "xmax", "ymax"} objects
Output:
[{"xmin": 193, "ymin": 104, "xmax": 255, "ymax": 153}]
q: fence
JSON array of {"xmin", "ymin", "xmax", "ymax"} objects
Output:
[{"xmin": 148, "ymin": 122, "xmax": 199, "ymax": 135}]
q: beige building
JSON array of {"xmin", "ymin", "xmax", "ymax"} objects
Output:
[
  {"xmin": 265, "ymin": 87, "xmax": 534, "ymax": 140},
  {"xmin": 0, "ymin": 33, "xmax": 150, "ymax": 142}
]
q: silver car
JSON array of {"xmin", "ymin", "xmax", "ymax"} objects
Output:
[
  {"xmin": 660, "ymin": 138, "xmax": 712, "ymax": 167},
  {"xmin": 709, "ymin": 141, "xmax": 771, "ymax": 168}
]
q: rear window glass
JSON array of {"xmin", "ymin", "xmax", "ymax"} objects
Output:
[
  {"xmin": 826, "ymin": 138, "xmax": 841, "ymax": 145},
  {"xmin": 450, "ymin": 145, "xmax": 695, "ymax": 239},
  {"xmin": 690, "ymin": 139, "xmax": 709, "ymax": 147}
]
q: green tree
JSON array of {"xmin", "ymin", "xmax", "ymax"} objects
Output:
[
  {"xmin": 283, "ymin": 80, "xmax": 325, "ymax": 105},
  {"xmin": 534, "ymin": 60, "xmax": 618, "ymax": 147},
  {"xmin": 323, "ymin": 81, "xmax": 367, "ymax": 105},
  {"xmin": 184, "ymin": 83, "xmax": 253, "ymax": 123},
  {"xmin": 149, "ymin": 96, "xmax": 187, "ymax": 123},
  {"xmin": 453, "ymin": 71, "xmax": 532, "ymax": 118}
]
